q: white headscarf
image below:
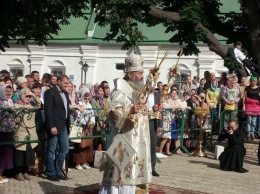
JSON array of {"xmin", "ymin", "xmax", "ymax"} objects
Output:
[
  {"xmin": 78, "ymin": 87, "xmax": 90, "ymax": 101},
  {"xmin": 0, "ymin": 84, "xmax": 14, "ymax": 106},
  {"xmin": 80, "ymin": 87, "xmax": 92, "ymax": 107}
]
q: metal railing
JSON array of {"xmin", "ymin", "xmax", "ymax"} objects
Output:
[
  {"xmin": 0, "ymin": 107, "xmax": 110, "ymax": 151},
  {"xmin": 0, "ymin": 106, "xmax": 222, "ymax": 161}
]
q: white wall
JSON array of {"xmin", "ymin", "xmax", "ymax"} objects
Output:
[{"xmin": 0, "ymin": 43, "xmax": 227, "ymax": 89}]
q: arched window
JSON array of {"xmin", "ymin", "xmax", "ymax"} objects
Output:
[
  {"xmin": 173, "ymin": 64, "xmax": 191, "ymax": 91},
  {"xmin": 49, "ymin": 60, "xmax": 65, "ymax": 76},
  {"xmin": 7, "ymin": 58, "xmax": 24, "ymax": 78}
]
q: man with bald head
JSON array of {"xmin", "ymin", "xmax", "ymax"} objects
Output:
[{"xmin": 218, "ymin": 120, "xmax": 248, "ymax": 173}]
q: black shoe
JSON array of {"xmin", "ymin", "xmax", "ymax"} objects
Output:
[
  {"xmin": 47, "ymin": 175, "xmax": 60, "ymax": 182},
  {"xmin": 57, "ymin": 174, "xmax": 69, "ymax": 180},
  {"xmin": 238, "ymin": 168, "xmax": 249, "ymax": 173},
  {"xmin": 152, "ymin": 171, "xmax": 160, "ymax": 177}
]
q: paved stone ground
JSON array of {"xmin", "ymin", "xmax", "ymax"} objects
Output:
[{"xmin": 0, "ymin": 150, "xmax": 259, "ymax": 194}]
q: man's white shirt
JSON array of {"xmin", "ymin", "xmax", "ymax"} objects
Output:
[
  {"xmin": 234, "ymin": 48, "xmax": 246, "ymax": 63},
  {"xmin": 148, "ymin": 92, "xmax": 155, "ymax": 119}
]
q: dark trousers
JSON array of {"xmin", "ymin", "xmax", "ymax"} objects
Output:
[
  {"xmin": 149, "ymin": 119, "xmax": 158, "ymax": 172},
  {"xmin": 242, "ymin": 59, "xmax": 260, "ymax": 76}
]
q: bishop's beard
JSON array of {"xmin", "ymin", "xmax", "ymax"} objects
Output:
[{"xmin": 128, "ymin": 79, "xmax": 145, "ymax": 92}]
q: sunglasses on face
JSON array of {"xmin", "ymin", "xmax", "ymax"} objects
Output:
[
  {"xmin": 84, "ymin": 97, "xmax": 91, "ymax": 101},
  {"xmin": 25, "ymin": 95, "xmax": 31, "ymax": 98}
]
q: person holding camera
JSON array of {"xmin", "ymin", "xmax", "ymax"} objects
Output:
[{"xmin": 218, "ymin": 120, "xmax": 248, "ymax": 173}]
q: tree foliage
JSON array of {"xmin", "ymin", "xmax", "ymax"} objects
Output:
[
  {"xmin": 0, "ymin": 0, "xmax": 89, "ymax": 51},
  {"xmin": 90, "ymin": 0, "xmax": 260, "ymax": 64},
  {"xmin": 91, "ymin": 0, "xmax": 224, "ymax": 56},
  {"xmin": 1, "ymin": 0, "xmax": 260, "ymax": 66}
]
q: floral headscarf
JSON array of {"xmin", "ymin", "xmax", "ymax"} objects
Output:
[
  {"xmin": 0, "ymin": 84, "xmax": 14, "ymax": 106},
  {"xmin": 91, "ymin": 83, "xmax": 104, "ymax": 108}
]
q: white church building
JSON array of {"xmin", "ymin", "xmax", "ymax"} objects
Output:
[{"xmin": 0, "ymin": 0, "xmax": 238, "ymax": 88}]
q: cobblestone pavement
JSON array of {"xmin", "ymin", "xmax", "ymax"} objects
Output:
[{"xmin": 0, "ymin": 151, "xmax": 259, "ymax": 194}]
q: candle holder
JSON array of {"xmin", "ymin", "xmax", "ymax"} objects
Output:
[{"xmin": 192, "ymin": 108, "xmax": 210, "ymax": 157}]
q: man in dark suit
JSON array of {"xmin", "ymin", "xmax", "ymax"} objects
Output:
[
  {"xmin": 148, "ymin": 89, "xmax": 162, "ymax": 177},
  {"xmin": 218, "ymin": 120, "xmax": 248, "ymax": 173},
  {"xmin": 44, "ymin": 75, "xmax": 71, "ymax": 181}
]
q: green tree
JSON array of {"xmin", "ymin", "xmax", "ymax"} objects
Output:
[
  {"xmin": 91, "ymin": 0, "xmax": 260, "ymax": 65},
  {"xmin": 1, "ymin": 0, "xmax": 260, "ymax": 70},
  {"xmin": 0, "ymin": 0, "xmax": 89, "ymax": 51}
]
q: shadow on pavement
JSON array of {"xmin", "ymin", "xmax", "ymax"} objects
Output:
[
  {"xmin": 38, "ymin": 181, "xmax": 74, "ymax": 194},
  {"xmin": 243, "ymin": 158, "xmax": 259, "ymax": 165},
  {"xmin": 73, "ymin": 183, "xmax": 100, "ymax": 194},
  {"xmin": 38, "ymin": 182, "xmax": 209, "ymax": 194},
  {"xmin": 188, "ymin": 160, "xmax": 220, "ymax": 170}
]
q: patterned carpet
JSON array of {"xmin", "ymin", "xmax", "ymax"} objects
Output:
[{"xmin": 52, "ymin": 184, "xmax": 208, "ymax": 194}]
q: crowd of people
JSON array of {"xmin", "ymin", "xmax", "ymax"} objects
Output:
[
  {"xmin": 0, "ymin": 59, "xmax": 259, "ymax": 186},
  {"xmin": 156, "ymin": 72, "xmax": 260, "ymax": 140},
  {"xmin": 0, "ymin": 70, "xmax": 112, "ymax": 183}
]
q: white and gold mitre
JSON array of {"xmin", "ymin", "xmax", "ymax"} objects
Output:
[{"xmin": 125, "ymin": 54, "xmax": 144, "ymax": 72}]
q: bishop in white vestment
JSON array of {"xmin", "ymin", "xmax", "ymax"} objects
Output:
[{"xmin": 99, "ymin": 54, "xmax": 151, "ymax": 194}]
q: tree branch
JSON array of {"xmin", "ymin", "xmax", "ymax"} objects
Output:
[
  {"xmin": 148, "ymin": 6, "xmax": 228, "ymax": 58},
  {"xmin": 196, "ymin": 23, "xmax": 228, "ymax": 58},
  {"xmin": 148, "ymin": 6, "xmax": 181, "ymax": 22}
]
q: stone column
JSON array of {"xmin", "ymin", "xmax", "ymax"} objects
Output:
[
  {"xmin": 28, "ymin": 45, "xmax": 44, "ymax": 74},
  {"xmin": 197, "ymin": 59, "xmax": 215, "ymax": 78},
  {"xmin": 80, "ymin": 45, "xmax": 98, "ymax": 84}
]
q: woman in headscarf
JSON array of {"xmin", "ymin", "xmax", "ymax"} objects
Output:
[
  {"xmin": 0, "ymin": 85, "xmax": 15, "ymax": 184},
  {"xmin": 78, "ymin": 84, "xmax": 89, "ymax": 99},
  {"xmin": 90, "ymin": 84, "xmax": 109, "ymax": 150},
  {"xmin": 73, "ymin": 88, "xmax": 95, "ymax": 170},
  {"xmin": 206, "ymin": 79, "xmax": 221, "ymax": 133},
  {"xmin": 14, "ymin": 88, "xmax": 41, "ymax": 181},
  {"xmin": 13, "ymin": 77, "xmax": 28, "ymax": 102},
  {"xmin": 243, "ymin": 76, "xmax": 260, "ymax": 141}
]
